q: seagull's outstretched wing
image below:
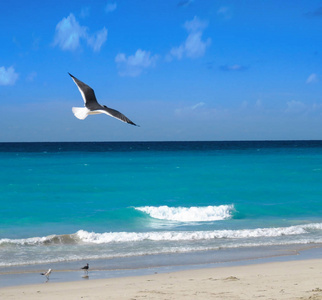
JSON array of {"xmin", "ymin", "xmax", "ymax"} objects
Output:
[
  {"xmin": 101, "ymin": 106, "xmax": 138, "ymax": 126},
  {"xmin": 68, "ymin": 73, "xmax": 100, "ymax": 110},
  {"xmin": 69, "ymin": 73, "xmax": 139, "ymax": 126}
]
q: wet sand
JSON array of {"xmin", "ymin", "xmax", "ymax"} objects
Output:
[{"xmin": 1, "ymin": 258, "xmax": 322, "ymax": 299}]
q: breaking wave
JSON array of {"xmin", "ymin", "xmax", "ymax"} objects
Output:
[
  {"xmin": 134, "ymin": 205, "xmax": 235, "ymax": 222},
  {"xmin": 1, "ymin": 223, "xmax": 322, "ymax": 246}
]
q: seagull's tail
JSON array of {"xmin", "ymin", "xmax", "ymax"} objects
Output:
[{"xmin": 72, "ymin": 107, "xmax": 89, "ymax": 120}]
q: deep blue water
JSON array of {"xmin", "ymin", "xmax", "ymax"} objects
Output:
[{"xmin": 1, "ymin": 141, "xmax": 322, "ymax": 268}]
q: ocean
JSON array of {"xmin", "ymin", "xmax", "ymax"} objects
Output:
[{"xmin": 1, "ymin": 141, "xmax": 322, "ymax": 284}]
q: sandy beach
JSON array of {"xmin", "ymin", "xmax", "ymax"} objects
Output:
[{"xmin": 1, "ymin": 259, "xmax": 322, "ymax": 300}]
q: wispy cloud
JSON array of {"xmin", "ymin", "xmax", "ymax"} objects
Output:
[
  {"xmin": 53, "ymin": 13, "xmax": 107, "ymax": 52},
  {"xmin": 177, "ymin": 0, "xmax": 193, "ymax": 7},
  {"xmin": 115, "ymin": 49, "xmax": 158, "ymax": 77},
  {"xmin": 191, "ymin": 102, "xmax": 205, "ymax": 110},
  {"xmin": 306, "ymin": 73, "xmax": 318, "ymax": 84},
  {"xmin": 168, "ymin": 16, "xmax": 211, "ymax": 61},
  {"xmin": 80, "ymin": 6, "xmax": 91, "ymax": 18},
  {"xmin": 175, "ymin": 102, "xmax": 207, "ymax": 116},
  {"xmin": 219, "ymin": 64, "xmax": 249, "ymax": 72},
  {"xmin": 305, "ymin": 7, "xmax": 322, "ymax": 18},
  {"xmin": 217, "ymin": 6, "xmax": 233, "ymax": 20},
  {"xmin": 87, "ymin": 27, "xmax": 108, "ymax": 52},
  {"xmin": 31, "ymin": 34, "xmax": 40, "ymax": 50},
  {"xmin": 105, "ymin": 2, "xmax": 117, "ymax": 13},
  {"xmin": 26, "ymin": 71, "xmax": 37, "ymax": 82},
  {"xmin": 285, "ymin": 100, "xmax": 307, "ymax": 114},
  {"xmin": 0, "ymin": 66, "xmax": 19, "ymax": 86}
]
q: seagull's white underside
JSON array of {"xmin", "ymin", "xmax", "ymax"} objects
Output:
[{"xmin": 72, "ymin": 107, "xmax": 117, "ymax": 120}]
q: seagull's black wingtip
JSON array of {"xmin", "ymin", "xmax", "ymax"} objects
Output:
[{"xmin": 68, "ymin": 72, "xmax": 74, "ymax": 78}]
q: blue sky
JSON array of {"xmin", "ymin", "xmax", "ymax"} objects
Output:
[{"xmin": 0, "ymin": 0, "xmax": 321, "ymax": 142}]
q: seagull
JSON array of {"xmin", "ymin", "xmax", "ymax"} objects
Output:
[
  {"xmin": 81, "ymin": 263, "xmax": 89, "ymax": 275},
  {"xmin": 40, "ymin": 268, "xmax": 52, "ymax": 282},
  {"xmin": 68, "ymin": 73, "xmax": 138, "ymax": 126}
]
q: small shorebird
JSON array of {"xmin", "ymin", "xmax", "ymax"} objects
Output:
[
  {"xmin": 68, "ymin": 73, "xmax": 138, "ymax": 126},
  {"xmin": 40, "ymin": 268, "xmax": 52, "ymax": 282},
  {"xmin": 81, "ymin": 263, "xmax": 89, "ymax": 276}
]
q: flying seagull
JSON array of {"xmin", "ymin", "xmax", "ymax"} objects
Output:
[
  {"xmin": 69, "ymin": 73, "xmax": 138, "ymax": 126},
  {"xmin": 81, "ymin": 263, "xmax": 89, "ymax": 275},
  {"xmin": 40, "ymin": 268, "xmax": 52, "ymax": 282}
]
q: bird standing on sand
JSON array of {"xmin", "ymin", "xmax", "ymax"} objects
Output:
[
  {"xmin": 40, "ymin": 268, "xmax": 52, "ymax": 282},
  {"xmin": 81, "ymin": 263, "xmax": 89, "ymax": 275},
  {"xmin": 68, "ymin": 73, "xmax": 138, "ymax": 126}
]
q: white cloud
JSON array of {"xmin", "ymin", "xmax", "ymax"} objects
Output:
[
  {"xmin": 185, "ymin": 31, "xmax": 210, "ymax": 58},
  {"xmin": 169, "ymin": 45, "xmax": 184, "ymax": 60},
  {"xmin": 53, "ymin": 13, "xmax": 107, "ymax": 52},
  {"xmin": 105, "ymin": 2, "xmax": 117, "ymax": 13},
  {"xmin": 53, "ymin": 14, "xmax": 86, "ymax": 51},
  {"xmin": 168, "ymin": 16, "xmax": 211, "ymax": 61},
  {"xmin": 184, "ymin": 16, "xmax": 208, "ymax": 32},
  {"xmin": 87, "ymin": 27, "xmax": 108, "ymax": 52},
  {"xmin": 0, "ymin": 66, "xmax": 19, "ymax": 86},
  {"xmin": 115, "ymin": 49, "xmax": 158, "ymax": 77},
  {"xmin": 306, "ymin": 73, "xmax": 318, "ymax": 84}
]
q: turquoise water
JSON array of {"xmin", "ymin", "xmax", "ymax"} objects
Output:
[{"xmin": 1, "ymin": 141, "xmax": 322, "ymax": 268}]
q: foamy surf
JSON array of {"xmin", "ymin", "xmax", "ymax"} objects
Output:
[
  {"xmin": 1, "ymin": 223, "xmax": 322, "ymax": 267},
  {"xmin": 2, "ymin": 223, "xmax": 322, "ymax": 246},
  {"xmin": 75, "ymin": 223, "xmax": 322, "ymax": 243},
  {"xmin": 0, "ymin": 234, "xmax": 80, "ymax": 246},
  {"xmin": 134, "ymin": 205, "xmax": 235, "ymax": 222}
]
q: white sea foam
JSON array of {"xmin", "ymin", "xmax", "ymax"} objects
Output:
[
  {"xmin": 135, "ymin": 205, "xmax": 234, "ymax": 222},
  {"xmin": 1, "ymin": 224, "xmax": 322, "ymax": 267},
  {"xmin": 1, "ymin": 223, "xmax": 322, "ymax": 247},
  {"xmin": 3, "ymin": 236, "xmax": 322, "ymax": 268},
  {"xmin": 75, "ymin": 223, "xmax": 322, "ymax": 244},
  {"xmin": 0, "ymin": 235, "xmax": 54, "ymax": 245},
  {"xmin": 0, "ymin": 234, "xmax": 78, "ymax": 246}
]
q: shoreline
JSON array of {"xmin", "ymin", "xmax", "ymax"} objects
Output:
[
  {"xmin": 1, "ymin": 256, "xmax": 322, "ymax": 299},
  {"xmin": 1, "ymin": 244, "xmax": 322, "ymax": 289}
]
